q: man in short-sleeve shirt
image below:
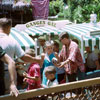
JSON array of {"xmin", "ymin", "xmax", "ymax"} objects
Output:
[
  {"xmin": 58, "ymin": 32, "xmax": 85, "ymax": 82},
  {"xmin": 0, "ymin": 18, "xmax": 44, "ymax": 64}
]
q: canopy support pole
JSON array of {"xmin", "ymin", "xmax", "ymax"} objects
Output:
[
  {"xmin": 35, "ymin": 38, "xmax": 38, "ymax": 57},
  {"xmin": 81, "ymin": 35, "xmax": 85, "ymax": 63}
]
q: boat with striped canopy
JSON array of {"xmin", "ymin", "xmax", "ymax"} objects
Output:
[{"xmin": 10, "ymin": 28, "xmax": 35, "ymax": 50}]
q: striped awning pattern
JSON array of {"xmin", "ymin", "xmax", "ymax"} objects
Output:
[
  {"xmin": 21, "ymin": 26, "xmax": 62, "ymax": 36},
  {"xmin": 60, "ymin": 23, "xmax": 100, "ymax": 50},
  {"xmin": 10, "ymin": 28, "xmax": 35, "ymax": 50}
]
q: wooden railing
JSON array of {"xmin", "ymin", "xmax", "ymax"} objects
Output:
[{"xmin": 0, "ymin": 77, "xmax": 100, "ymax": 100}]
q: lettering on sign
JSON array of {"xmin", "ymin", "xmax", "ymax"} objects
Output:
[{"xmin": 26, "ymin": 20, "xmax": 56, "ymax": 28}]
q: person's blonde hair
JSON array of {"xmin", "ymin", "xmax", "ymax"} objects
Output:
[
  {"xmin": 44, "ymin": 66, "xmax": 56, "ymax": 75},
  {"xmin": 44, "ymin": 41, "xmax": 53, "ymax": 48}
]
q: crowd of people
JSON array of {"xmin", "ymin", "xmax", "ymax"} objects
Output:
[{"xmin": 0, "ymin": 17, "xmax": 100, "ymax": 99}]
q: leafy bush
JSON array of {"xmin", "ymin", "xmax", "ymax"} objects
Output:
[
  {"xmin": 24, "ymin": 0, "xmax": 30, "ymax": 3},
  {"xmin": 49, "ymin": 0, "xmax": 64, "ymax": 16},
  {"xmin": 58, "ymin": 12, "xmax": 64, "ymax": 17},
  {"xmin": 64, "ymin": 0, "xmax": 100, "ymax": 23}
]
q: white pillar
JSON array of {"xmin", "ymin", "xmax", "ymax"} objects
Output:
[
  {"xmin": 81, "ymin": 35, "xmax": 85, "ymax": 63},
  {"xmin": 35, "ymin": 38, "xmax": 38, "ymax": 57}
]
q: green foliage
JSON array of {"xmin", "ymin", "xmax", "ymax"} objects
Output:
[
  {"xmin": 49, "ymin": 0, "xmax": 64, "ymax": 16},
  {"xmin": 64, "ymin": 0, "xmax": 100, "ymax": 23},
  {"xmin": 24, "ymin": 0, "xmax": 31, "ymax": 3},
  {"xmin": 58, "ymin": 12, "xmax": 64, "ymax": 17},
  {"xmin": 73, "ymin": 6, "xmax": 83, "ymax": 23}
]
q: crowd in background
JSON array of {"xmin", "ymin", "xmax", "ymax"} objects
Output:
[{"xmin": 0, "ymin": 17, "xmax": 100, "ymax": 99}]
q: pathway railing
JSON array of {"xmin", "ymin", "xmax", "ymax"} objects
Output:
[{"xmin": 0, "ymin": 77, "xmax": 100, "ymax": 100}]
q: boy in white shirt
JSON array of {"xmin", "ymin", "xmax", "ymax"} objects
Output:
[
  {"xmin": 44, "ymin": 66, "xmax": 58, "ymax": 87},
  {"xmin": 43, "ymin": 66, "xmax": 58, "ymax": 100}
]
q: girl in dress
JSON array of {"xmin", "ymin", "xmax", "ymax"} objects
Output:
[{"xmin": 42, "ymin": 41, "xmax": 58, "ymax": 85}]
